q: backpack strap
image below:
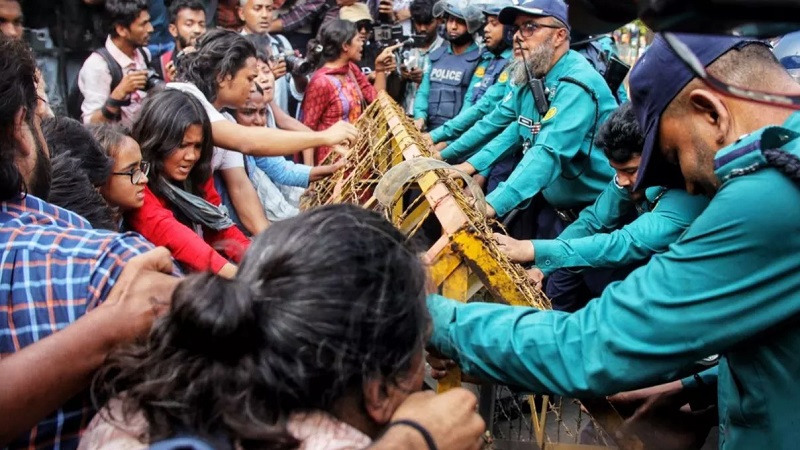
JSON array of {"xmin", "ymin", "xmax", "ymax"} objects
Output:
[
  {"xmin": 95, "ymin": 47, "xmax": 125, "ymax": 95},
  {"xmin": 137, "ymin": 47, "xmax": 152, "ymax": 66}
]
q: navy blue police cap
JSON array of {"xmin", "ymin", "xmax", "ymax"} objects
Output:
[
  {"xmin": 498, "ymin": 0, "xmax": 569, "ymax": 30},
  {"xmin": 630, "ymin": 33, "xmax": 762, "ymax": 190}
]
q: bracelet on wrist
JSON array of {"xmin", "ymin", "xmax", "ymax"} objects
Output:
[
  {"xmin": 385, "ymin": 419, "xmax": 437, "ymax": 450},
  {"xmin": 101, "ymin": 104, "xmax": 120, "ymax": 121},
  {"xmin": 106, "ymin": 96, "xmax": 131, "ymax": 108}
]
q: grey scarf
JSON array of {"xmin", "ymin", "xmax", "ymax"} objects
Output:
[{"xmin": 159, "ymin": 178, "xmax": 234, "ymax": 231}]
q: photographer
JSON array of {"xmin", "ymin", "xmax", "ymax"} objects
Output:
[
  {"xmin": 77, "ymin": 0, "xmax": 157, "ymax": 127},
  {"xmin": 239, "ymin": 0, "xmax": 308, "ymax": 116},
  {"xmin": 402, "ymin": 0, "xmax": 443, "ymax": 114},
  {"xmin": 152, "ymin": 0, "xmax": 207, "ymax": 83}
]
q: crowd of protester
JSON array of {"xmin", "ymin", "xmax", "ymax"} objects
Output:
[{"xmin": 10, "ymin": 0, "xmax": 797, "ymax": 448}]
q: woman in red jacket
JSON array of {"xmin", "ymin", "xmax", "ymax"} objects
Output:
[
  {"xmin": 127, "ymin": 89, "xmax": 249, "ymax": 278},
  {"xmin": 301, "ymin": 19, "xmax": 399, "ymax": 164}
]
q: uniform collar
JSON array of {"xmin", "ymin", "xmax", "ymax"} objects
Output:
[
  {"xmin": 543, "ymin": 49, "xmax": 578, "ymax": 85},
  {"xmin": 446, "ymin": 41, "xmax": 480, "ymax": 55},
  {"xmin": 714, "ymin": 111, "xmax": 800, "ymax": 183},
  {"xmin": 481, "ymin": 47, "xmax": 513, "ymax": 60}
]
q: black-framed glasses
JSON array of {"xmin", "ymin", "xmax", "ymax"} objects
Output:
[
  {"xmin": 510, "ymin": 21, "xmax": 564, "ymax": 39},
  {"xmin": 113, "ymin": 161, "xmax": 150, "ymax": 184},
  {"xmin": 663, "ymin": 32, "xmax": 800, "ymax": 110}
]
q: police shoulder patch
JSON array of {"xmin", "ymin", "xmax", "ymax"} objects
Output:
[
  {"xmin": 474, "ymin": 66, "xmax": 486, "ymax": 78},
  {"xmin": 498, "ymin": 71, "xmax": 509, "ymax": 83},
  {"xmin": 543, "ymin": 107, "xmax": 558, "ymax": 121}
]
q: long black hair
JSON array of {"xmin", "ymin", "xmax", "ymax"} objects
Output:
[
  {"xmin": 43, "ymin": 116, "xmax": 113, "ymax": 187},
  {"xmin": 130, "ymin": 89, "xmax": 213, "ymax": 200},
  {"xmin": 178, "ymin": 29, "xmax": 257, "ymax": 103},
  {"xmin": 92, "ymin": 204, "xmax": 430, "ymax": 449},
  {"xmin": 48, "ymin": 152, "xmax": 116, "ymax": 230},
  {"xmin": 306, "ymin": 19, "xmax": 359, "ymax": 69},
  {"xmin": 0, "ymin": 36, "xmax": 40, "ymax": 201}
]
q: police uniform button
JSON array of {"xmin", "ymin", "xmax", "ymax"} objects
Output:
[{"xmin": 544, "ymin": 260, "xmax": 552, "ymax": 266}]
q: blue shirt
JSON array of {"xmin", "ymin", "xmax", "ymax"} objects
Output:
[
  {"xmin": 1, "ymin": 195, "xmax": 158, "ymax": 449},
  {"xmin": 250, "ymin": 155, "xmax": 312, "ymax": 188}
]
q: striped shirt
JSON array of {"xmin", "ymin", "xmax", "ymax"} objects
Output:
[{"xmin": 1, "ymin": 194, "xmax": 155, "ymax": 450}]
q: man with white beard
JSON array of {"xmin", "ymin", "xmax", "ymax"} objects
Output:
[{"xmin": 444, "ymin": 0, "xmax": 618, "ymax": 240}]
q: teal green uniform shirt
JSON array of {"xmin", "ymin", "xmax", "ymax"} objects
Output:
[
  {"xmin": 430, "ymin": 48, "xmax": 514, "ymax": 144},
  {"xmin": 533, "ymin": 182, "xmax": 710, "ymax": 275},
  {"xmin": 438, "ymin": 82, "xmax": 519, "ymax": 162},
  {"xmin": 413, "ymin": 42, "xmax": 481, "ymax": 122},
  {"xmin": 476, "ymin": 50, "xmax": 618, "ymax": 216},
  {"xmin": 428, "ymin": 112, "xmax": 800, "ymax": 449},
  {"xmin": 596, "ymin": 36, "xmax": 629, "ymax": 103}
]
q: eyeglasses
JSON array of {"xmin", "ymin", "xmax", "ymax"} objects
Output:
[
  {"xmin": 662, "ymin": 32, "xmax": 800, "ymax": 110},
  {"xmin": 113, "ymin": 161, "xmax": 151, "ymax": 184},
  {"xmin": 510, "ymin": 21, "xmax": 563, "ymax": 39}
]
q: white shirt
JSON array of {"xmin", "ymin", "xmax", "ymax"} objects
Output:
[{"xmin": 165, "ymin": 82, "xmax": 245, "ymax": 172}]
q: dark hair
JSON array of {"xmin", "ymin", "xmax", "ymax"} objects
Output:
[
  {"xmin": 87, "ymin": 123, "xmax": 131, "ymax": 160},
  {"xmin": 168, "ymin": 0, "xmax": 206, "ymax": 24},
  {"xmin": 307, "ymin": 19, "xmax": 358, "ymax": 69},
  {"xmin": 105, "ymin": 0, "xmax": 149, "ymax": 37},
  {"xmin": 93, "ymin": 204, "xmax": 430, "ymax": 448},
  {"xmin": 0, "ymin": 36, "xmax": 38, "ymax": 201},
  {"xmin": 178, "ymin": 29, "xmax": 257, "ymax": 103},
  {"xmin": 131, "ymin": 89, "xmax": 213, "ymax": 201},
  {"xmin": 48, "ymin": 152, "xmax": 117, "ymax": 231},
  {"xmin": 244, "ymin": 33, "xmax": 273, "ymax": 63},
  {"xmin": 42, "ymin": 117, "xmax": 114, "ymax": 187},
  {"xmin": 410, "ymin": 0, "xmax": 436, "ymax": 25},
  {"xmin": 221, "ymin": 84, "xmax": 263, "ymax": 117},
  {"xmin": 595, "ymin": 102, "xmax": 643, "ymax": 164}
]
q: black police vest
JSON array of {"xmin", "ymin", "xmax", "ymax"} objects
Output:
[
  {"xmin": 426, "ymin": 45, "xmax": 482, "ymax": 129},
  {"xmin": 471, "ymin": 52, "xmax": 510, "ymax": 104}
]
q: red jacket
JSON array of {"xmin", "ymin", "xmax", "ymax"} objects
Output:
[
  {"xmin": 301, "ymin": 62, "xmax": 376, "ymax": 164},
  {"xmin": 126, "ymin": 177, "xmax": 250, "ymax": 273}
]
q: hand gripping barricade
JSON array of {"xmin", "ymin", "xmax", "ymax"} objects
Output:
[{"xmin": 301, "ymin": 92, "xmax": 644, "ymax": 450}]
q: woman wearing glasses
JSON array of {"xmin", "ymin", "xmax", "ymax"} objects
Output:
[
  {"xmin": 126, "ymin": 89, "xmax": 251, "ymax": 279},
  {"xmin": 89, "ymin": 124, "xmax": 151, "ymax": 229}
]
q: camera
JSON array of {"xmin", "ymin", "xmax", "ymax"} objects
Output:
[
  {"xmin": 374, "ymin": 23, "xmax": 406, "ymax": 45},
  {"xmin": 282, "ymin": 53, "xmax": 314, "ymax": 77},
  {"xmin": 144, "ymin": 68, "xmax": 165, "ymax": 91}
]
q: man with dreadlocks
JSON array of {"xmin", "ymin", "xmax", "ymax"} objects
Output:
[{"xmin": 427, "ymin": 33, "xmax": 800, "ymax": 449}]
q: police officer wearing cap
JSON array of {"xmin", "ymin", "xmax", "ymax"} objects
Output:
[
  {"xmin": 493, "ymin": 102, "xmax": 709, "ymax": 312},
  {"xmin": 413, "ymin": 0, "xmax": 483, "ymax": 131},
  {"xmin": 426, "ymin": 32, "xmax": 800, "ymax": 449},
  {"xmin": 447, "ymin": 0, "xmax": 617, "ymax": 233},
  {"xmin": 426, "ymin": 0, "xmax": 514, "ymax": 148}
]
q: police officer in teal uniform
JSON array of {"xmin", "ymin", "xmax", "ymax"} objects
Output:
[
  {"xmin": 493, "ymin": 102, "xmax": 709, "ymax": 311},
  {"xmin": 427, "ymin": 0, "xmax": 514, "ymax": 146},
  {"xmin": 450, "ymin": 0, "xmax": 617, "ymax": 236},
  {"xmin": 413, "ymin": 0, "xmax": 483, "ymax": 130},
  {"xmin": 427, "ymin": 33, "xmax": 800, "ymax": 449},
  {"xmin": 571, "ymin": 33, "xmax": 629, "ymax": 103}
]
